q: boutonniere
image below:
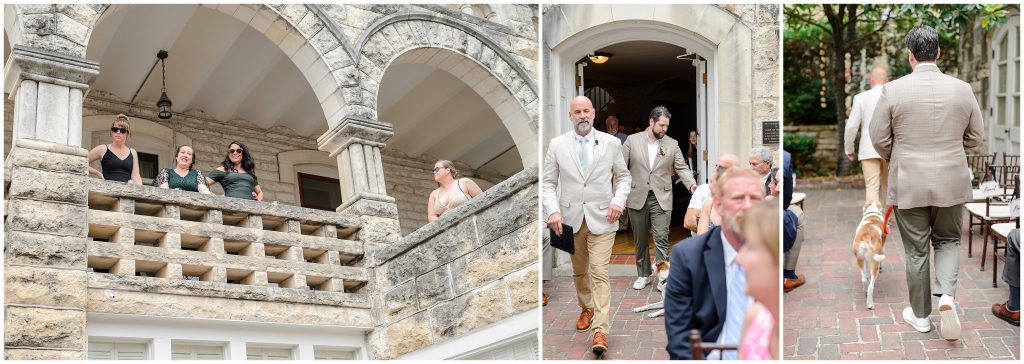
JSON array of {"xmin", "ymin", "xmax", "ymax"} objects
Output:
[{"xmin": 658, "ymin": 145, "xmax": 665, "ymax": 157}]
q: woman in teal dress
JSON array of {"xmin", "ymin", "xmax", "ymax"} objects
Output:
[
  {"xmin": 206, "ymin": 141, "xmax": 264, "ymax": 201},
  {"xmin": 155, "ymin": 145, "xmax": 212, "ymax": 194}
]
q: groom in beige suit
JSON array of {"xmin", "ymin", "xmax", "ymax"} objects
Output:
[
  {"xmin": 622, "ymin": 106, "xmax": 697, "ymax": 289},
  {"xmin": 870, "ymin": 25, "xmax": 985, "ymax": 341},
  {"xmin": 543, "ymin": 96, "xmax": 631, "ymax": 353}
]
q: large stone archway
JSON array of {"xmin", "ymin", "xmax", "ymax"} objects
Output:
[
  {"xmin": 543, "ymin": 4, "xmax": 778, "ymax": 159},
  {"xmin": 354, "ymin": 12, "xmax": 539, "ymax": 167}
]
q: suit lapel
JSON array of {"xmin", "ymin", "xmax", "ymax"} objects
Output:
[
  {"xmin": 638, "ymin": 135, "xmax": 652, "ymax": 173},
  {"xmin": 704, "ymin": 227, "xmax": 727, "ymax": 323},
  {"xmin": 587, "ymin": 135, "xmax": 607, "ymax": 182},
  {"xmin": 567, "ymin": 133, "xmax": 586, "ymax": 179}
]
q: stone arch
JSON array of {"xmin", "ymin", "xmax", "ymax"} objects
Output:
[
  {"xmin": 5, "ymin": 4, "xmax": 363, "ymax": 130},
  {"xmin": 544, "ymin": 4, "xmax": 754, "ymax": 162},
  {"xmin": 354, "ymin": 12, "xmax": 539, "ymax": 167}
]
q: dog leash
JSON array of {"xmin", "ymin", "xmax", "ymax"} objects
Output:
[{"xmin": 883, "ymin": 205, "xmax": 894, "ymax": 235}]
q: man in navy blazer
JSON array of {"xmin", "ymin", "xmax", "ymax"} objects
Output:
[{"xmin": 665, "ymin": 167, "xmax": 764, "ymax": 359}]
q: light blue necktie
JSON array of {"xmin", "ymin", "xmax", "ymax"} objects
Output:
[
  {"xmin": 720, "ymin": 264, "xmax": 749, "ymax": 360},
  {"xmin": 578, "ymin": 137, "xmax": 592, "ymax": 176}
]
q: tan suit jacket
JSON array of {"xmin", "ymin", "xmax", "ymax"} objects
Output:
[
  {"xmin": 621, "ymin": 132, "xmax": 697, "ymax": 211},
  {"xmin": 542, "ymin": 130, "xmax": 632, "ymax": 235},
  {"xmin": 869, "ymin": 64, "xmax": 985, "ymax": 209}
]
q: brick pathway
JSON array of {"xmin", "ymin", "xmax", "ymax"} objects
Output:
[
  {"xmin": 543, "ymin": 273, "xmax": 670, "ymax": 360},
  {"xmin": 783, "ymin": 188, "xmax": 1021, "ymax": 360}
]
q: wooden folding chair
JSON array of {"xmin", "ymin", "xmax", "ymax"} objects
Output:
[
  {"xmin": 689, "ymin": 329, "xmax": 739, "ymax": 360},
  {"xmin": 1004, "ymin": 153, "xmax": 1019, "ymax": 169},
  {"xmin": 966, "ymin": 166, "xmax": 1017, "ymax": 269},
  {"xmin": 968, "ymin": 153, "xmax": 998, "ymax": 188},
  {"xmin": 988, "ymin": 176, "xmax": 1019, "ymax": 287}
]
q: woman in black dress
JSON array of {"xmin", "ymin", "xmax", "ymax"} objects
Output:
[{"xmin": 87, "ymin": 114, "xmax": 142, "ymax": 184}]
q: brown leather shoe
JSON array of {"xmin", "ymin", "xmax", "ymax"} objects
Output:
[
  {"xmin": 783, "ymin": 275, "xmax": 806, "ymax": 293},
  {"xmin": 591, "ymin": 332, "xmax": 608, "ymax": 353},
  {"xmin": 576, "ymin": 309, "xmax": 594, "ymax": 331},
  {"xmin": 992, "ymin": 301, "xmax": 1020, "ymax": 326},
  {"xmin": 542, "ymin": 293, "xmax": 549, "ymax": 306}
]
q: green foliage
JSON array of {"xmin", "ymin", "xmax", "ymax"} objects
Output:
[{"xmin": 784, "ymin": 134, "xmax": 830, "ymax": 176}]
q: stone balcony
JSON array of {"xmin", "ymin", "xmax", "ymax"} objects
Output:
[{"xmin": 79, "ymin": 178, "xmax": 374, "ymax": 325}]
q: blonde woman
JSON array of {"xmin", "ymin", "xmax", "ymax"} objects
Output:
[
  {"xmin": 735, "ymin": 200, "xmax": 781, "ymax": 360},
  {"xmin": 427, "ymin": 160, "xmax": 482, "ymax": 222},
  {"xmin": 87, "ymin": 114, "xmax": 142, "ymax": 184}
]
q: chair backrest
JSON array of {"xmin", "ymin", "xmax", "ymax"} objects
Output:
[
  {"xmin": 1004, "ymin": 153, "xmax": 1019, "ymax": 169},
  {"xmin": 968, "ymin": 153, "xmax": 999, "ymax": 186},
  {"xmin": 689, "ymin": 329, "xmax": 739, "ymax": 360}
]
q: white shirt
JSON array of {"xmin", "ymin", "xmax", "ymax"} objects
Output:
[
  {"xmin": 914, "ymin": 62, "xmax": 937, "ymax": 70},
  {"xmin": 646, "ymin": 132, "xmax": 661, "ymax": 171},
  {"xmin": 688, "ymin": 184, "xmax": 712, "ymax": 209},
  {"xmin": 575, "ymin": 129, "xmax": 597, "ymax": 171}
]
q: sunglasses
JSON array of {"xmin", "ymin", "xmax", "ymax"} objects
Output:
[
  {"xmin": 228, "ymin": 148, "xmax": 244, "ymax": 154},
  {"xmin": 432, "ymin": 167, "xmax": 448, "ymax": 174},
  {"xmin": 110, "ymin": 127, "xmax": 129, "ymax": 134}
]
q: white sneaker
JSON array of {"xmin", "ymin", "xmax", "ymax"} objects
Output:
[
  {"xmin": 632, "ymin": 276, "xmax": 649, "ymax": 290},
  {"xmin": 902, "ymin": 307, "xmax": 932, "ymax": 333},
  {"xmin": 938, "ymin": 294, "xmax": 961, "ymax": 341}
]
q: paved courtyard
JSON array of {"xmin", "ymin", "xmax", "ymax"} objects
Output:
[{"xmin": 783, "ymin": 188, "xmax": 1021, "ymax": 360}]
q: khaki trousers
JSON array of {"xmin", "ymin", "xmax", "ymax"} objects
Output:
[
  {"xmin": 628, "ymin": 191, "xmax": 672, "ymax": 277},
  {"xmin": 862, "ymin": 158, "xmax": 889, "ymax": 204},
  {"xmin": 894, "ymin": 204, "xmax": 963, "ymax": 318},
  {"xmin": 572, "ymin": 220, "xmax": 615, "ymax": 334}
]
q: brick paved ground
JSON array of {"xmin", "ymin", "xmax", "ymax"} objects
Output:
[
  {"xmin": 543, "ymin": 271, "xmax": 670, "ymax": 360},
  {"xmin": 783, "ymin": 188, "xmax": 1021, "ymax": 360}
]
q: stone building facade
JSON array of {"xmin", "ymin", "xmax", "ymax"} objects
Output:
[
  {"xmin": 954, "ymin": 9, "xmax": 1020, "ymax": 157},
  {"xmin": 4, "ymin": 4, "xmax": 539, "ymax": 360},
  {"xmin": 542, "ymin": 4, "xmax": 781, "ymax": 168}
]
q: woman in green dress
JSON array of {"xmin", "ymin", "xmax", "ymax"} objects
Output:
[
  {"xmin": 155, "ymin": 145, "xmax": 212, "ymax": 194},
  {"xmin": 206, "ymin": 141, "xmax": 264, "ymax": 201}
]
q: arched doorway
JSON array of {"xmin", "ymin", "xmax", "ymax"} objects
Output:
[{"xmin": 547, "ymin": 20, "xmax": 719, "ymax": 184}]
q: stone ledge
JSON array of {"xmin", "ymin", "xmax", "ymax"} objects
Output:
[
  {"xmin": 87, "ymin": 273, "xmax": 371, "ymax": 308},
  {"xmin": 374, "ymin": 167, "xmax": 537, "ymax": 264},
  {"xmin": 87, "ymin": 209, "xmax": 363, "ymax": 256},
  {"xmin": 85, "ymin": 288, "xmax": 374, "ymax": 327},
  {"xmin": 87, "ymin": 242, "xmax": 368, "ymax": 282},
  {"xmin": 88, "ymin": 179, "xmax": 362, "ymax": 229}
]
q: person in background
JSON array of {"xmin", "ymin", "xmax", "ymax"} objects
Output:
[
  {"xmin": 605, "ymin": 115, "xmax": 627, "ymax": 145},
  {"xmin": 155, "ymin": 145, "xmax": 212, "ymax": 195},
  {"xmin": 87, "ymin": 114, "xmax": 142, "ymax": 184},
  {"xmin": 207, "ymin": 141, "xmax": 264, "ymax": 201},
  {"xmin": 427, "ymin": 159, "xmax": 483, "ymax": 222},
  {"xmin": 736, "ymin": 199, "xmax": 780, "ymax": 360}
]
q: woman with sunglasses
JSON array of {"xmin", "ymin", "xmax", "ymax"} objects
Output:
[
  {"xmin": 87, "ymin": 114, "xmax": 142, "ymax": 184},
  {"xmin": 206, "ymin": 141, "xmax": 264, "ymax": 201},
  {"xmin": 155, "ymin": 145, "xmax": 212, "ymax": 195},
  {"xmin": 426, "ymin": 160, "xmax": 482, "ymax": 222}
]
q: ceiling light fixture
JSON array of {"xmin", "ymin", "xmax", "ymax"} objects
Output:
[
  {"xmin": 156, "ymin": 50, "xmax": 173, "ymax": 120},
  {"xmin": 589, "ymin": 52, "xmax": 612, "ymax": 64}
]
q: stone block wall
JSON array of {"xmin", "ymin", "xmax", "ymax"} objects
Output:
[
  {"xmin": 366, "ymin": 167, "xmax": 538, "ymax": 359},
  {"xmin": 785, "ymin": 124, "xmax": 840, "ymax": 172},
  {"xmin": 720, "ymin": 4, "xmax": 781, "ymax": 148}
]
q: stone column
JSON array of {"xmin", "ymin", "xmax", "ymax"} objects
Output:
[
  {"xmin": 4, "ymin": 45, "xmax": 99, "ymax": 360},
  {"xmin": 317, "ymin": 115, "xmax": 401, "ymax": 249}
]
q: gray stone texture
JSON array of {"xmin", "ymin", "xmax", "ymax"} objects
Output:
[
  {"xmin": 5, "ymin": 306, "xmax": 86, "ymax": 349},
  {"xmin": 5, "ymin": 266, "xmax": 87, "ymax": 307},
  {"xmin": 450, "ymin": 223, "xmax": 537, "ymax": 295}
]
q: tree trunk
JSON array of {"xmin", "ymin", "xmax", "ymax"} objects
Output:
[{"xmin": 824, "ymin": 4, "xmax": 856, "ymax": 176}]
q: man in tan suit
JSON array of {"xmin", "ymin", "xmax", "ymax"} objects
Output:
[
  {"xmin": 870, "ymin": 25, "xmax": 985, "ymax": 341},
  {"xmin": 846, "ymin": 65, "xmax": 891, "ymax": 204},
  {"xmin": 622, "ymin": 106, "xmax": 697, "ymax": 289},
  {"xmin": 543, "ymin": 96, "xmax": 631, "ymax": 353}
]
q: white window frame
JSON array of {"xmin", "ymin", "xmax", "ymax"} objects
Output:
[
  {"xmin": 87, "ymin": 313, "xmax": 368, "ymax": 360},
  {"xmin": 245, "ymin": 344, "xmax": 295, "ymax": 360},
  {"xmin": 171, "ymin": 342, "xmax": 227, "ymax": 360},
  {"xmin": 987, "ymin": 16, "xmax": 1021, "ymax": 154},
  {"xmin": 313, "ymin": 346, "xmax": 357, "ymax": 360},
  {"xmin": 87, "ymin": 339, "xmax": 151, "ymax": 360}
]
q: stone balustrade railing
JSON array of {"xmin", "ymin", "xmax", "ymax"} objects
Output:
[
  {"xmin": 83, "ymin": 178, "xmax": 371, "ymax": 308},
  {"xmin": 366, "ymin": 167, "xmax": 539, "ymax": 359}
]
